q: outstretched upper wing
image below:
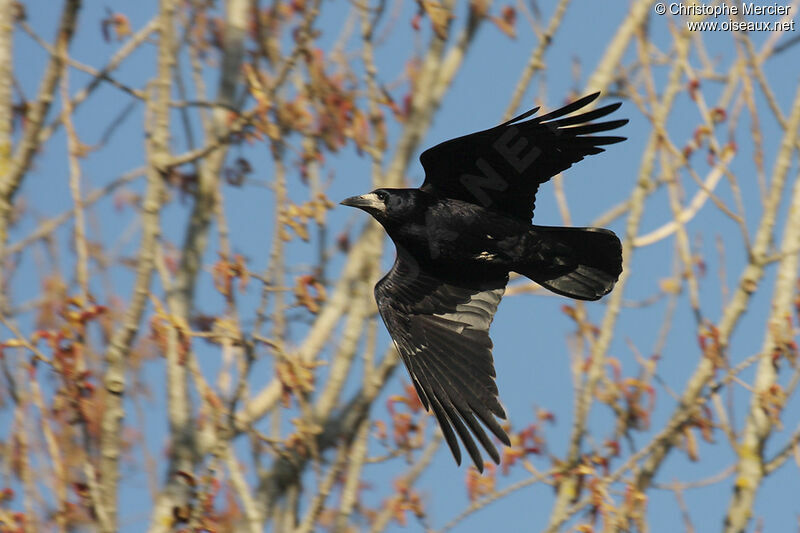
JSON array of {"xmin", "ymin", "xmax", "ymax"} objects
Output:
[
  {"xmin": 375, "ymin": 249, "xmax": 510, "ymax": 471},
  {"xmin": 419, "ymin": 92, "xmax": 627, "ymax": 221}
]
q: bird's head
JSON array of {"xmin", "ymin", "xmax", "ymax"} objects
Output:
[{"xmin": 340, "ymin": 188, "xmax": 422, "ymax": 227}]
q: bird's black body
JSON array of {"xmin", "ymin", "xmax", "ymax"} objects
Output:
[
  {"xmin": 381, "ymin": 191, "xmax": 525, "ymax": 278},
  {"xmin": 342, "ymin": 93, "xmax": 627, "ymax": 471}
]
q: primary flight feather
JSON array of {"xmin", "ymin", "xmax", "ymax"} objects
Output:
[{"xmin": 341, "ymin": 92, "xmax": 627, "ymax": 471}]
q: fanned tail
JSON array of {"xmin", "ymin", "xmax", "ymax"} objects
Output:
[{"xmin": 518, "ymin": 226, "xmax": 622, "ymax": 301}]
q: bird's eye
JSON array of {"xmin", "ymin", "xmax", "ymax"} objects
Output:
[{"xmin": 375, "ymin": 191, "xmax": 388, "ymax": 202}]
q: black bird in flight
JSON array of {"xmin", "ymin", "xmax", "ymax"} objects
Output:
[{"xmin": 341, "ymin": 92, "xmax": 627, "ymax": 471}]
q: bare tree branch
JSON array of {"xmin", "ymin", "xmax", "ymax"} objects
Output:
[
  {"xmin": 0, "ymin": 0, "xmax": 80, "ymax": 312},
  {"xmin": 723, "ymin": 82, "xmax": 800, "ymax": 533}
]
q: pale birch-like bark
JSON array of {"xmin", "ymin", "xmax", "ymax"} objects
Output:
[
  {"xmin": 0, "ymin": 0, "xmax": 80, "ymax": 312},
  {"xmin": 723, "ymin": 84, "xmax": 800, "ymax": 533}
]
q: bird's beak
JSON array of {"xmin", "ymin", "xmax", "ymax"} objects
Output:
[{"xmin": 340, "ymin": 193, "xmax": 383, "ymax": 211}]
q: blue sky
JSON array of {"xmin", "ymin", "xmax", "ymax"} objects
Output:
[{"xmin": 4, "ymin": 0, "xmax": 800, "ymax": 531}]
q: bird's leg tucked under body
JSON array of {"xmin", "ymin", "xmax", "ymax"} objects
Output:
[{"xmin": 341, "ymin": 92, "xmax": 628, "ymax": 471}]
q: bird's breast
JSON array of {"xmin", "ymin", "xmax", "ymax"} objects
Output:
[{"xmin": 388, "ymin": 205, "xmax": 528, "ymax": 277}]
